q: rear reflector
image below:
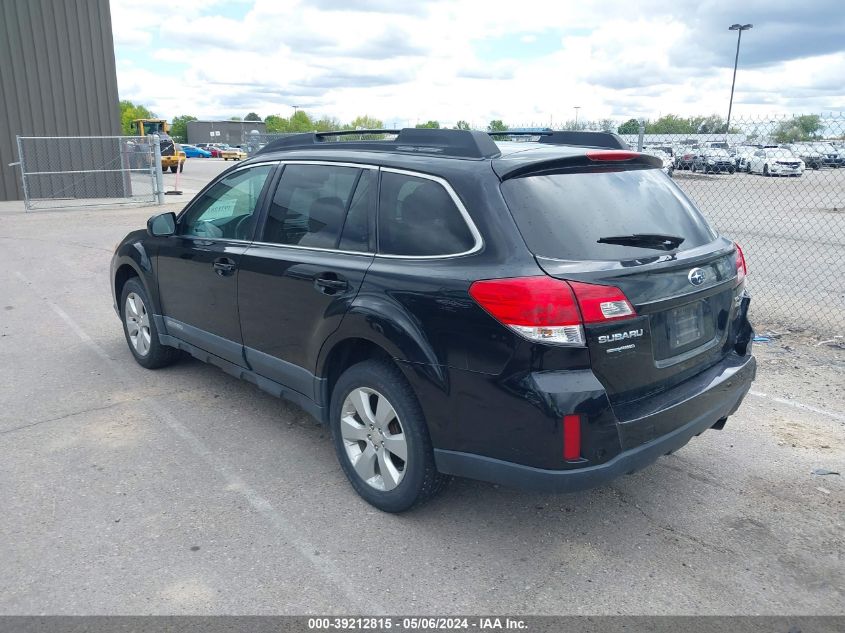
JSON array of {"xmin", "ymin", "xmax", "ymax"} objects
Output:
[
  {"xmin": 468, "ymin": 276, "xmax": 636, "ymax": 346},
  {"xmin": 734, "ymin": 242, "xmax": 747, "ymax": 284},
  {"xmin": 563, "ymin": 415, "xmax": 581, "ymax": 461},
  {"xmin": 585, "ymin": 150, "xmax": 639, "ymax": 161}
]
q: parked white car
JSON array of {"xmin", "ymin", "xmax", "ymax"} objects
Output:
[
  {"xmin": 731, "ymin": 146, "xmax": 757, "ymax": 171},
  {"xmin": 747, "ymin": 148, "xmax": 804, "ymax": 177}
]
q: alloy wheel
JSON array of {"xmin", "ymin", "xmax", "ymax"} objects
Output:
[
  {"xmin": 340, "ymin": 387, "xmax": 407, "ymax": 491},
  {"xmin": 124, "ymin": 292, "xmax": 151, "ymax": 356}
]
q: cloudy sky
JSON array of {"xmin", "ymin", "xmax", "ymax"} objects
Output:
[{"xmin": 111, "ymin": 0, "xmax": 845, "ymax": 126}]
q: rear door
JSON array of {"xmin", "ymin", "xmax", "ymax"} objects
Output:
[
  {"xmin": 237, "ymin": 162, "xmax": 377, "ymax": 397},
  {"xmin": 500, "ymin": 166, "xmax": 744, "ymax": 404}
]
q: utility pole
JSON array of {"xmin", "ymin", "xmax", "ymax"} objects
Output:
[
  {"xmin": 726, "ymin": 23, "xmax": 753, "ymax": 141},
  {"xmin": 574, "ymin": 106, "xmax": 581, "ymax": 129}
]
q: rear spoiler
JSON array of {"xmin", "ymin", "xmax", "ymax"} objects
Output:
[{"xmin": 494, "ymin": 150, "xmax": 663, "ymax": 181}]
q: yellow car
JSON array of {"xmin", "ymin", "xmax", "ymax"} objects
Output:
[{"xmin": 221, "ymin": 147, "xmax": 247, "ymax": 161}]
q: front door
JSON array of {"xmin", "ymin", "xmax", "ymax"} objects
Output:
[{"xmin": 156, "ymin": 163, "xmax": 275, "ymax": 365}]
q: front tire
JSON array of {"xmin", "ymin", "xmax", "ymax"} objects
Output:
[
  {"xmin": 169, "ymin": 165, "xmax": 177, "ymax": 173},
  {"xmin": 330, "ymin": 360, "xmax": 449, "ymax": 512},
  {"xmin": 120, "ymin": 278, "xmax": 179, "ymax": 369},
  {"xmin": 763, "ymin": 164, "xmax": 770, "ymax": 176}
]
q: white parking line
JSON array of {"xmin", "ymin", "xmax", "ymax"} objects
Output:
[
  {"xmin": 748, "ymin": 390, "xmax": 845, "ymax": 423},
  {"xmin": 14, "ymin": 270, "xmax": 385, "ymax": 615}
]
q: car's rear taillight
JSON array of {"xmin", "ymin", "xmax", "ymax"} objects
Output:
[
  {"xmin": 735, "ymin": 242, "xmax": 747, "ymax": 285},
  {"xmin": 468, "ymin": 276, "xmax": 636, "ymax": 346}
]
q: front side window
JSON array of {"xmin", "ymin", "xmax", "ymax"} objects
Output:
[
  {"xmin": 179, "ymin": 164, "xmax": 273, "ymax": 240},
  {"xmin": 263, "ymin": 164, "xmax": 361, "ymax": 249},
  {"xmin": 377, "ymin": 172, "xmax": 475, "ymax": 256}
]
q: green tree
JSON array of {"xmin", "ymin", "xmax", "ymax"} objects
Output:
[
  {"xmin": 244, "ymin": 112, "xmax": 261, "ymax": 121},
  {"xmin": 415, "ymin": 120, "xmax": 440, "ymax": 129},
  {"xmin": 645, "ymin": 114, "xmax": 693, "ymax": 134},
  {"xmin": 229, "ymin": 116, "xmax": 242, "ymax": 121},
  {"xmin": 264, "ymin": 114, "xmax": 289, "ymax": 133},
  {"xmin": 347, "ymin": 115, "xmax": 384, "ymax": 130},
  {"xmin": 288, "ymin": 110, "xmax": 314, "ymax": 132},
  {"xmin": 119, "ymin": 100, "xmax": 156, "ymax": 135},
  {"xmin": 773, "ymin": 115, "xmax": 823, "ymax": 143},
  {"xmin": 454, "ymin": 120, "xmax": 471, "ymax": 130},
  {"xmin": 313, "ymin": 116, "xmax": 342, "ymax": 132},
  {"xmin": 487, "ymin": 119, "xmax": 508, "ymax": 132},
  {"xmin": 594, "ymin": 118, "xmax": 616, "ymax": 133},
  {"xmin": 169, "ymin": 114, "xmax": 197, "ymax": 143},
  {"xmin": 560, "ymin": 119, "xmax": 587, "ymax": 131},
  {"xmin": 617, "ymin": 118, "xmax": 641, "ymax": 135}
]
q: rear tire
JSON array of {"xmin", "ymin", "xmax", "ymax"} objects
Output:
[
  {"xmin": 330, "ymin": 360, "xmax": 449, "ymax": 512},
  {"xmin": 120, "ymin": 278, "xmax": 179, "ymax": 369},
  {"xmin": 763, "ymin": 164, "xmax": 770, "ymax": 177},
  {"xmin": 179, "ymin": 162, "xmax": 184, "ymax": 173}
]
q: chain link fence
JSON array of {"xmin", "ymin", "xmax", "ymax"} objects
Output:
[
  {"xmin": 486, "ymin": 115, "xmax": 844, "ymax": 333},
  {"xmin": 15, "ymin": 136, "xmax": 161, "ymax": 211},
  {"xmin": 241, "ymin": 132, "xmax": 297, "ymax": 156}
]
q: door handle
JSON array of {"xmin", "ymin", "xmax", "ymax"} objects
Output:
[
  {"xmin": 314, "ymin": 275, "xmax": 348, "ymax": 294},
  {"xmin": 213, "ymin": 257, "xmax": 237, "ymax": 276}
]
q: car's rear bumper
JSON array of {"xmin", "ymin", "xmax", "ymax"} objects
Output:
[{"xmin": 433, "ymin": 352, "xmax": 756, "ymax": 492}]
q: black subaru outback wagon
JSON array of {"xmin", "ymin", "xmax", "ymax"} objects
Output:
[{"xmin": 111, "ymin": 128, "xmax": 755, "ymax": 512}]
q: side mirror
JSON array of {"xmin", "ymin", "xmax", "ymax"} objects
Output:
[{"xmin": 147, "ymin": 212, "xmax": 177, "ymax": 237}]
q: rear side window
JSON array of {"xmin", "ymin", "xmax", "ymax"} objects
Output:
[
  {"xmin": 378, "ymin": 172, "xmax": 476, "ymax": 256},
  {"xmin": 263, "ymin": 164, "xmax": 360, "ymax": 248},
  {"xmin": 501, "ymin": 168, "xmax": 716, "ymax": 261}
]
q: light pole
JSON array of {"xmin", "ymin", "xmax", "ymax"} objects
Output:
[
  {"xmin": 726, "ymin": 23, "xmax": 752, "ymax": 140},
  {"xmin": 574, "ymin": 106, "xmax": 581, "ymax": 129}
]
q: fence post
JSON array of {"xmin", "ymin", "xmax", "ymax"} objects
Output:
[
  {"xmin": 16, "ymin": 136, "xmax": 32, "ymax": 211},
  {"xmin": 637, "ymin": 120, "xmax": 645, "ymax": 152},
  {"xmin": 151, "ymin": 134, "xmax": 164, "ymax": 205}
]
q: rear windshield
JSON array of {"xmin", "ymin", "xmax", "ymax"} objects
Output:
[{"xmin": 501, "ymin": 168, "xmax": 717, "ymax": 261}]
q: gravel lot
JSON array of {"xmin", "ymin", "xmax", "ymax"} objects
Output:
[{"xmin": 0, "ymin": 164, "xmax": 842, "ymax": 615}]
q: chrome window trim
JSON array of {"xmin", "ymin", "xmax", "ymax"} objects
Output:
[
  {"xmin": 247, "ymin": 241, "xmax": 373, "ymax": 257},
  {"xmin": 375, "ymin": 167, "xmax": 484, "ymax": 260}
]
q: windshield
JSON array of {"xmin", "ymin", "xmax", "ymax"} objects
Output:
[{"xmin": 500, "ymin": 168, "xmax": 717, "ymax": 261}]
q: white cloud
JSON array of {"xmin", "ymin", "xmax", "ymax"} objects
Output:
[{"xmin": 111, "ymin": 0, "xmax": 845, "ymax": 126}]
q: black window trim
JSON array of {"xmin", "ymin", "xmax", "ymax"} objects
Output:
[{"xmin": 375, "ymin": 167, "xmax": 483, "ymax": 260}]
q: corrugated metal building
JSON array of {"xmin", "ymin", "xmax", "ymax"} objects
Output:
[
  {"xmin": 187, "ymin": 120, "xmax": 267, "ymax": 146},
  {"xmin": 0, "ymin": 0, "xmax": 121, "ymax": 201}
]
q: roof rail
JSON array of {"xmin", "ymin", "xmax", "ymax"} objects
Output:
[
  {"xmin": 490, "ymin": 130, "xmax": 629, "ymax": 150},
  {"xmin": 255, "ymin": 128, "xmax": 501, "ymax": 159}
]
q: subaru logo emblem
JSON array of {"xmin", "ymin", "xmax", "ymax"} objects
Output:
[{"xmin": 688, "ymin": 268, "xmax": 706, "ymax": 286}]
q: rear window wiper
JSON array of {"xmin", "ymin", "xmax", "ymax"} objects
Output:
[{"xmin": 596, "ymin": 233, "xmax": 685, "ymax": 250}]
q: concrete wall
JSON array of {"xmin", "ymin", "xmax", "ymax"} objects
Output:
[
  {"xmin": 0, "ymin": 0, "xmax": 121, "ymax": 201},
  {"xmin": 187, "ymin": 121, "xmax": 267, "ymax": 146}
]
